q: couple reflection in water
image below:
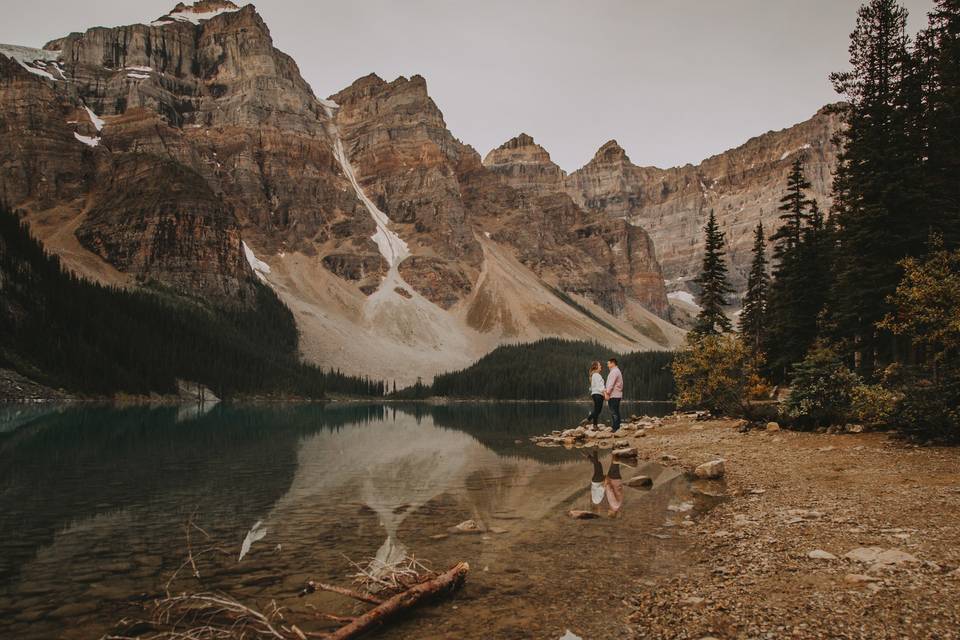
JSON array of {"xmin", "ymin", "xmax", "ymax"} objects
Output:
[{"xmin": 584, "ymin": 448, "xmax": 625, "ymax": 518}]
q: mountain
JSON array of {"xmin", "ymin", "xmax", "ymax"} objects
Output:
[
  {"xmin": 0, "ymin": 1, "xmax": 683, "ymax": 386},
  {"xmin": 564, "ymin": 106, "xmax": 843, "ymax": 299}
]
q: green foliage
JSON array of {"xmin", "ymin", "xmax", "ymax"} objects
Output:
[
  {"xmin": 738, "ymin": 222, "xmax": 770, "ymax": 352},
  {"xmin": 421, "ymin": 338, "xmax": 675, "ymax": 400},
  {"xmin": 783, "ymin": 344, "xmax": 860, "ymax": 428},
  {"xmin": 692, "ymin": 210, "xmax": 734, "ymax": 336},
  {"xmin": 672, "ymin": 333, "xmax": 768, "ymax": 417},
  {"xmin": 0, "ymin": 208, "xmax": 382, "ymax": 398},
  {"xmin": 878, "ymin": 238, "xmax": 960, "ymax": 440},
  {"xmin": 850, "ymin": 382, "xmax": 903, "ymax": 427}
]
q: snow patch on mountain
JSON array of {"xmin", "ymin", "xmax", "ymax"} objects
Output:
[
  {"xmin": 780, "ymin": 143, "xmax": 812, "ymax": 161},
  {"xmin": 0, "ymin": 44, "xmax": 63, "ymax": 80},
  {"xmin": 73, "ymin": 132, "xmax": 100, "ymax": 147},
  {"xmin": 242, "ymin": 241, "xmax": 271, "ymax": 282},
  {"xmin": 83, "ymin": 106, "xmax": 105, "ymax": 132}
]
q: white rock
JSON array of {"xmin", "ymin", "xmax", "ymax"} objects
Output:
[{"xmin": 808, "ymin": 549, "xmax": 838, "ymax": 561}]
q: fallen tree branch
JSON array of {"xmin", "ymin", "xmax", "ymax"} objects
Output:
[
  {"xmin": 323, "ymin": 562, "xmax": 469, "ymax": 640},
  {"xmin": 300, "ymin": 581, "xmax": 384, "ymax": 605}
]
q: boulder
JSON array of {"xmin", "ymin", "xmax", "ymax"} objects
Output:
[
  {"xmin": 808, "ymin": 549, "xmax": 838, "ymax": 561},
  {"xmin": 613, "ymin": 446, "xmax": 638, "ymax": 459},
  {"xmin": 596, "ymin": 432, "xmax": 613, "ymax": 439},
  {"xmin": 766, "ymin": 421, "xmax": 781, "ymax": 432},
  {"xmin": 614, "ymin": 439, "xmax": 631, "ymax": 448},
  {"xmin": 693, "ymin": 459, "xmax": 726, "ymax": 479}
]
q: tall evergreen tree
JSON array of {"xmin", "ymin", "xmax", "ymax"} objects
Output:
[
  {"xmin": 826, "ymin": 0, "xmax": 914, "ymax": 375},
  {"xmin": 917, "ymin": 0, "xmax": 960, "ymax": 248},
  {"xmin": 771, "ymin": 158, "xmax": 814, "ymax": 264},
  {"xmin": 693, "ymin": 210, "xmax": 734, "ymax": 336},
  {"xmin": 764, "ymin": 159, "xmax": 834, "ymax": 379},
  {"xmin": 739, "ymin": 222, "xmax": 770, "ymax": 351}
]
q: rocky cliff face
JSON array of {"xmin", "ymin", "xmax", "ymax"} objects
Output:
[
  {"xmin": 479, "ymin": 133, "xmax": 669, "ymax": 318},
  {"xmin": 0, "ymin": 1, "xmax": 690, "ymax": 383},
  {"xmin": 565, "ymin": 107, "xmax": 843, "ymax": 296}
]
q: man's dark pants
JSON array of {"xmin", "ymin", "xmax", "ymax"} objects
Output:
[{"xmin": 608, "ymin": 397, "xmax": 621, "ymax": 431}]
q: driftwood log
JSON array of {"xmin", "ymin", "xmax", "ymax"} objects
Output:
[{"xmin": 317, "ymin": 561, "xmax": 469, "ymax": 640}]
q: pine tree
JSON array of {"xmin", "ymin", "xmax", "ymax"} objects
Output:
[
  {"xmin": 917, "ymin": 0, "xmax": 960, "ymax": 249},
  {"xmin": 770, "ymin": 158, "xmax": 813, "ymax": 264},
  {"xmin": 693, "ymin": 210, "xmax": 734, "ymax": 336},
  {"xmin": 826, "ymin": 0, "xmax": 914, "ymax": 375},
  {"xmin": 738, "ymin": 222, "xmax": 770, "ymax": 351}
]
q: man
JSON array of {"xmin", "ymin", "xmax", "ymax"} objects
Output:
[{"xmin": 604, "ymin": 358, "xmax": 623, "ymax": 432}]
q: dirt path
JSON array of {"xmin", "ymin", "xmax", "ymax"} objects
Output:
[{"xmin": 625, "ymin": 416, "xmax": 960, "ymax": 640}]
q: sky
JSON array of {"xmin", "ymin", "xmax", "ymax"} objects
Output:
[{"xmin": 0, "ymin": 0, "xmax": 936, "ymax": 171}]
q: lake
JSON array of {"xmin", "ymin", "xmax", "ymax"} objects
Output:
[{"xmin": 0, "ymin": 401, "xmax": 719, "ymax": 639}]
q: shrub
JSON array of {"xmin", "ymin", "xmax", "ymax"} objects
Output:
[
  {"xmin": 783, "ymin": 344, "xmax": 860, "ymax": 428},
  {"xmin": 850, "ymin": 382, "xmax": 903, "ymax": 428},
  {"xmin": 672, "ymin": 333, "xmax": 769, "ymax": 417}
]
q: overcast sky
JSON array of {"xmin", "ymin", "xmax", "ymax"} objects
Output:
[{"xmin": 0, "ymin": 0, "xmax": 936, "ymax": 171}]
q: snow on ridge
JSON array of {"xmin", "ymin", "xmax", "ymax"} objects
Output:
[
  {"xmin": 0, "ymin": 44, "xmax": 64, "ymax": 81},
  {"xmin": 74, "ymin": 132, "xmax": 100, "ymax": 147},
  {"xmin": 84, "ymin": 106, "xmax": 105, "ymax": 132},
  {"xmin": 242, "ymin": 241, "xmax": 272, "ymax": 282},
  {"xmin": 779, "ymin": 143, "xmax": 812, "ymax": 161}
]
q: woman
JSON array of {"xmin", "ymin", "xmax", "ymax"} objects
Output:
[{"xmin": 587, "ymin": 361, "xmax": 605, "ymax": 428}]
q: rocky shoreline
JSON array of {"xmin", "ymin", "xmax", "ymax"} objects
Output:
[{"xmin": 551, "ymin": 414, "xmax": 960, "ymax": 639}]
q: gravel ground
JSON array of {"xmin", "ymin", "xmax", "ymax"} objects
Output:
[{"xmin": 623, "ymin": 415, "xmax": 960, "ymax": 640}]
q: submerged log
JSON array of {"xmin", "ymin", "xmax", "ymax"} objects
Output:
[{"xmin": 323, "ymin": 562, "xmax": 469, "ymax": 640}]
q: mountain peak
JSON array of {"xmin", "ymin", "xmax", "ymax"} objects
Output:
[
  {"xmin": 593, "ymin": 139, "xmax": 630, "ymax": 164},
  {"xmin": 497, "ymin": 132, "xmax": 538, "ymax": 150},
  {"xmin": 155, "ymin": 1, "xmax": 242, "ymax": 25}
]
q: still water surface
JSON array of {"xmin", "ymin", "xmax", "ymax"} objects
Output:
[{"xmin": 0, "ymin": 401, "xmax": 716, "ymax": 639}]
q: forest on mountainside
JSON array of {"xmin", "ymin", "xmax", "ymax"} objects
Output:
[
  {"xmin": 394, "ymin": 338, "xmax": 675, "ymax": 401},
  {"xmin": 0, "ymin": 208, "xmax": 384, "ymax": 399}
]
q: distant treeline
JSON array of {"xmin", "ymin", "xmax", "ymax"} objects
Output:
[
  {"xmin": 397, "ymin": 338, "xmax": 675, "ymax": 400},
  {"xmin": 0, "ymin": 208, "xmax": 383, "ymax": 399}
]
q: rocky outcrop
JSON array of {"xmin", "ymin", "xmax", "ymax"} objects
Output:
[
  {"xmin": 483, "ymin": 133, "xmax": 564, "ymax": 198},
  {"xmin": 565, "ymin": 107, "xmax": 843, "ymax": 296},
  {"xmin": 480, "ymin": 133, "xmax": 670, "ymax": 318},
  {"xmin": 77, "ymin": 153, "xmax": 255, "ymax": 302}
]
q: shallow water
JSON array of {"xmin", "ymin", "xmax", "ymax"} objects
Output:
[{"xmin": 0, "ymin": 401, "xmax": 718, "ymax": 639}]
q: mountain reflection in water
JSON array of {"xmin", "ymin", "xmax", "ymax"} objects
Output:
[{"xmin": 0, "ymin": 401, "xmax": 715, "ymax": 640}]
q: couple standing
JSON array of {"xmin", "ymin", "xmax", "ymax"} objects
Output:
[{"xmin": 587, "ymin": 358, "xmax": 623, "ymax": 432}]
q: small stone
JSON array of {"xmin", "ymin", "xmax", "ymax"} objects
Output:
[
  {"xmin": 693, "ymin": 459, "xmax": 726, "ymax": 479},
  {"xmin": 596, "ymin": 432, "xmax": 613, "ymax": 439},
  {"xmin": 613, "ymin": 446, "xmax": 638, "ymax": 458},
  {"xmin": 660, "ymin": 454, "xmax": 679, "ymax": 462},
  {"xmin": 430, "ymin": 533, "xmax": 449, "ymax": 540},
  {"xmin": 449, "ymin": 519, "xmax": 483, "ymax": 534},
  {"xmin": 766, "ymin": 421, "xmax": 781, "ymax": 432},
  {"xmin": 568, "ymin": 510, "xmax": 599, "ymax": 519},
  {"xmin": 626, "ymin": 475, "xmax": 653, "ymax": 488},
  {"xmin": 808, "ymin": 549, "xmax": 838, "ymax": 561}
]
